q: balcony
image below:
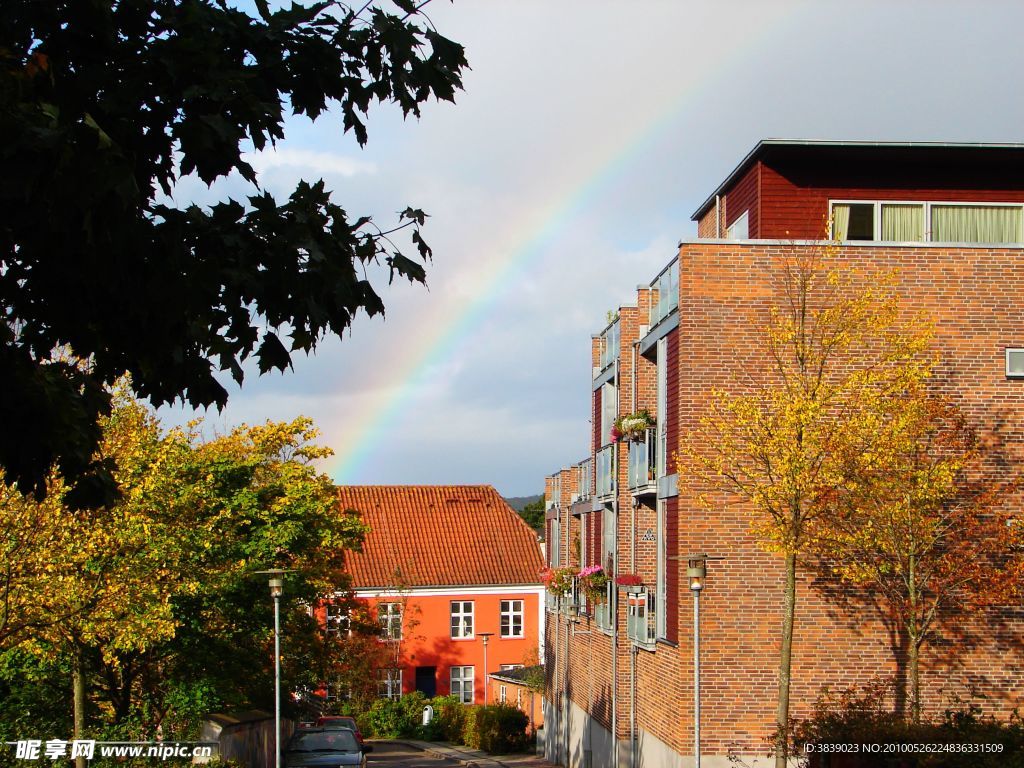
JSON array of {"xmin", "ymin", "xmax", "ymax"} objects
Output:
[
  {"xmin": 626, "ymin": 589, "xmax": 656, "ymax": 648},
  {"xmin": 598, "ymin": 319, "xmax": 620, "ymax": 372},
  {"xmin": 649, "ymin": 260, "xmax": 679, "ymax": 328},
  {"xmin": 627, "ymin": 428, "xmax": 658, "ymax": 495},
  {"xmin": 573, "ymin": 458, "xmax": 592, "ymax": 503},
  {"xmin": 596, "ymin": 445, "xmax": 616, "ymax": 499}
]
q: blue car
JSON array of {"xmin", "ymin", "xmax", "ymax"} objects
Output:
[{"xmin": 283, "ymin": 727, "xmax": 372, "ymax": 768}]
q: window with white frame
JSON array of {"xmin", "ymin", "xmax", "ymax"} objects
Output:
[
  {"xmin": 500, "ymin": 600, "xmax": 524, "ymax": 638},
  {"xmin": 601, "ymin": 383, "xmax": 618, "ymax": 446},
  {"xmin": 499, "ymin": 664, "xmax": 524, "ymax": 671},
  {"xmin": 326, "ymin": 680, "xmax": 351, "ymax": 702},
  {"xmin": 499, "ymin": 684, "xmax": 507, "ymax": 703},
  {"xmin": 656, "ymin": 337, "xmax": 668, "ymax": 479},
  {"xmin": 450, "ymin": 666, "xmax": 474, "ymax": 703},
  {"xmin": 550, "ymin": 516, "xmax": 561, "ymax": 567},
  {"xmin": 378, "ymin": 602, "xmax": 402, "ymax": 640},
  {"xmin": 1007, "ymin": 349, "xmax": 1024, "ymax": 378},
  {"xmin": 726, "ymin": 210, "xmax": 749, "ymax": 239},
  {"xmin": 378, "ymin": 668, "xmax": 402, "ymax": 700},
  {"xmin": 656, "ymin": 500, "xmax": 667, "ymax": 639},
  {"xmin": 602, "ymin": 505, "xmax": 616, "ymax": 572},
  {"xmin": 325, "ymin": 603, "xmax": 349, "ymax": 635},
  {"xmin": 831, "ymin": 200, "xmax": 1024, "ymax": 243},
  {"xmin": 450, "ymin": 601, "xmax": 474, "ymax": 638}
]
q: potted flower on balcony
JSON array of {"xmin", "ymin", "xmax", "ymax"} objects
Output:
[
  {"xmin": 540, "ymin": 566, "xmax": 576, "ymax": 597},
  {"xmin": 615, "ymin": 573, "xmax": 645, "ymax": 593},
  {"xmin": 577, "ymin": 565, "xmax": 610, "ymax": 602},
  {"xmin": 613, "ymin": 409, "xmax": 655, "ymax": 442}
]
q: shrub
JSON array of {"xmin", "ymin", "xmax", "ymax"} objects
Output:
[
  {"xmin": 425, "ymin": 695, "xmax": 465, "ymax": 742},
  {"xmin": 471, "ymin": 704, "xmax": 530, "ymax": 754},
  {"xmin": 462, "ymin": 705, "xmax": 481, "ymax": 749},
  {"xmin": 790, "ymin": 684, "xmax": 1024, "ymax": 768}
]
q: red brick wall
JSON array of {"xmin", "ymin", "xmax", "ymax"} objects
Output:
[{"xmin": 662, "ymin": 241, "xmax": 1024, "ymax": 756}]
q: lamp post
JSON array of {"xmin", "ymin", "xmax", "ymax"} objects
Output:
[
  {"xmin": 479, "ymin": 632, "xmax": 494, "ymax": 704},
  {"xmin": 686, "ymin": 554, "xmax": 708, "ymax": 768},
  {"xmin": 254, "ymin": 569, "xmax": 291, "ymax": 768}
]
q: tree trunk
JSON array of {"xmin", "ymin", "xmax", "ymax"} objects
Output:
[
  {"xmin": 775, "ymin": 552, "xmax": 797, "ymax": 768},
  {"xmin": 908, "ymin": 554, "xmax": 921, "ymax": 723},
  {"xmin": 72, "ymin": 643, "xmax": 87, "ymax": 768}
]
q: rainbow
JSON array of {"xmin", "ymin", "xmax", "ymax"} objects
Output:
[{"xmin": 329, "ymin": 16, "xmax": 793, "ymax": 483}]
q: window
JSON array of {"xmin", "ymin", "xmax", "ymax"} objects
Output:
[
  {"xmin": 500, "ymin": 600, "xmax": 524, "ymax": 638},
  {"xmin": 499, "ymin": 664, "xmax": 524, "ymax": 671},
  {"xmin": 325, "ymin": 603, "xmax": 349, "ymax": 635},
  {"xmin": 656, "ymin": 500, "xmax": 667, "ymax": 639},
  {"xmin": 499, "ymin": 685, "xmax": 507, "ymax": 703},
  {"xmin": 450, "ymin": 601, "xmax": 474, "ymax": 639},
  {"xmin": 601, "ymin": 383, "xmax": 618, "ymax": 446},
  {"xmin": 378, "ymin": 669, "xmax": 402, "ymax": 700},
  {"xmin": 832, "ymin": 200, "xmax": 1024, "ymax": 243},
  {"xmin": 550, "ymin": 516, "xmax": 561, "ymax": 567},
  {"xmin": 517, "ymin": 688, "xmax": 523, "ymax": 708},
  {"xmin": 450, "ymin": 666, "xmax": 474, "ymax": 703},
  {"xmin": 378, "ymin": 602, "xmax": 402, "ymax": 640},
  {"xmin": 1008, "ymin": 349, "xmax": 1024, "ymax": 378},
  {"xmin": 656, "ymin": 337, "xmax": 667, "ymax": 479},
  {"xmin": 602, "ymin": 505, "xmax": 616, "ymax": 573},
  {"xmin": 325, "ymin": 681, "xmax": 351, "ymax": 702},
  {"xmin": 932, "ymin": 204, "xmax": 1022, "ymax": 243},
  {"xmin": 726, "ymin": 210, "xmax": 749, "ymax": 239}
]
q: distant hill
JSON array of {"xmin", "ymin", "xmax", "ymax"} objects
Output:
[{"xmin": 504, "ymin": 494, "xmax": 542, "ymax": 512}]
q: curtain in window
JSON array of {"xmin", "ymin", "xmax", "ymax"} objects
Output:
[
  {"xmin": 831, "ymin": 204, "xmax": 850, "ymax": 240},
  {"xmin": 932, "ymin": 205, "xmax": 1022, "ymax": 243},
  {"xmin": 880, "ymin": 204, "xmax": 924, "ymax": 241}
]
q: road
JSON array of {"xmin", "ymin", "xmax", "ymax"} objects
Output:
[{"xmin": 366, "ymin": 741, "xmax": 462, "ymax": 767}]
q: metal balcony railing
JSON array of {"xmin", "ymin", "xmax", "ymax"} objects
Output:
[
  {"xmin": 627, "ymin": 428, "xmax": 658, "ymax": 493},
  {"xmin": 626, "ymin": 589, "xmax": 656, "ymax": 647},
  {"xmin": 596, "ymin": 445, "xmax": 615, "ymax": 498}
]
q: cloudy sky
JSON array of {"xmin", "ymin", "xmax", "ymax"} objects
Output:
[{"xmin": 162, "ymin": 0, "xmax": 1024, "ymax": 496}]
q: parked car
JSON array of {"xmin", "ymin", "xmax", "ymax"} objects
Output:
[
  {"xmin": 283, "ymin": 727, "xmax": 371, "ymax": 768},
  {"xmin": 315, "ymin": 715, "xmax": 364, "ymax": 745}
]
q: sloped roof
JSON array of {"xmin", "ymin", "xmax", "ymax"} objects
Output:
[{"xmin": 339, "ymin": 485, "xmax": 543, "ymax": 589}]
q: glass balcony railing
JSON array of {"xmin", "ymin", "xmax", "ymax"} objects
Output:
[
  {"xmin": 626, "ymin": 589, "xmax": 656, "ymax": 647},
  {"xmin": 599, "ymin": 319, "xmax": 620, "ymax": 371},
  {"xmin": 575, "ymin": 458, "xmax": 592, "ymax": 502},
  {"xmin": 627, "ymin": 428, "xmax": 658, "ymax": 493},
  {"xmin": 596, "ymin": 445, "xmax": 615, "ymax": 498},
  {"xmin": 649, "ymin": 260, "xmax": 679, "ymax": 328}
]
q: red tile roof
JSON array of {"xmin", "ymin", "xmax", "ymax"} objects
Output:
[{"xmin": 339, "ymin": 485, "xmax": 543, "ymax": 589}]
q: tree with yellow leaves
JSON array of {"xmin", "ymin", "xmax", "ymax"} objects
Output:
[
  {"xmin": 820, "ymin": 392, "xmax": 1021, "ymax": 722},
  {"xmin": 682, "ymin": 245, "xmax": 933, "ymax": 768}
]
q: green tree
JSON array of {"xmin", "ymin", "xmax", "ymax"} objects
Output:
[
  {"xmin": 681, "ymin": 247, "xmax": 933, "ymax": 767},
  {"xmin": 0, "ymin": 0, "xmax": 468, "ymax": 504},
  {"xmin": 519, "ymin": 496, "xmax": 546, "ymax": 532}
]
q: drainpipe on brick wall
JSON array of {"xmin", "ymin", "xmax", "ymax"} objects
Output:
[
  {"xmin": 564, "ymin": 610, "xmax": 571, "ymax": 768},
  {"xmin": 630, "ymin": 643, "xmax": 638, "ymax": 768},
  {"xmin": 715, "ymin": 195, "xmax": 721, "ymax": 238},
  {"xmin": 611, "ymin": 494, "xmax": 619, "ymax": 768}
]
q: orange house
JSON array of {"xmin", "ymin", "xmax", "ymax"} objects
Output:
[{"xmin": 338, "ymin": 485, "xmax": 544, "ymax": 705}]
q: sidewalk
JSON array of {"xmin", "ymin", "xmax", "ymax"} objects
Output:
[{"xmin": 402, "ymin": 740, "xmax": 560, "ymax": 768}]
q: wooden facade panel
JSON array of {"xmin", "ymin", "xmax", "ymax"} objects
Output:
[{"xmin": 725, "ymin": 161, "xmax": 759, "ymax": 237}]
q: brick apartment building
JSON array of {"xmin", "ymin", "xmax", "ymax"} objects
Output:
[
  {"xmin": 334, "ymin": 485, "xmax": 544, "ymax": 706},
  {"xmin": 542, "ymin": 141, "xmax": 1024, "ymax": 768}
]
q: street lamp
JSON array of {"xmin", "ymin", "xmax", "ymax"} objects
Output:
[
  {"xmin": 254, "ymin": 569, "xmax": 292, "ymax": 768},
  {"xmin": 686, "ymin": 554, "xmax": 707, "ymax": 768},
  {"xmin": 479, "ymin": 632, "xmax": 494, "ymax": 704}
]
